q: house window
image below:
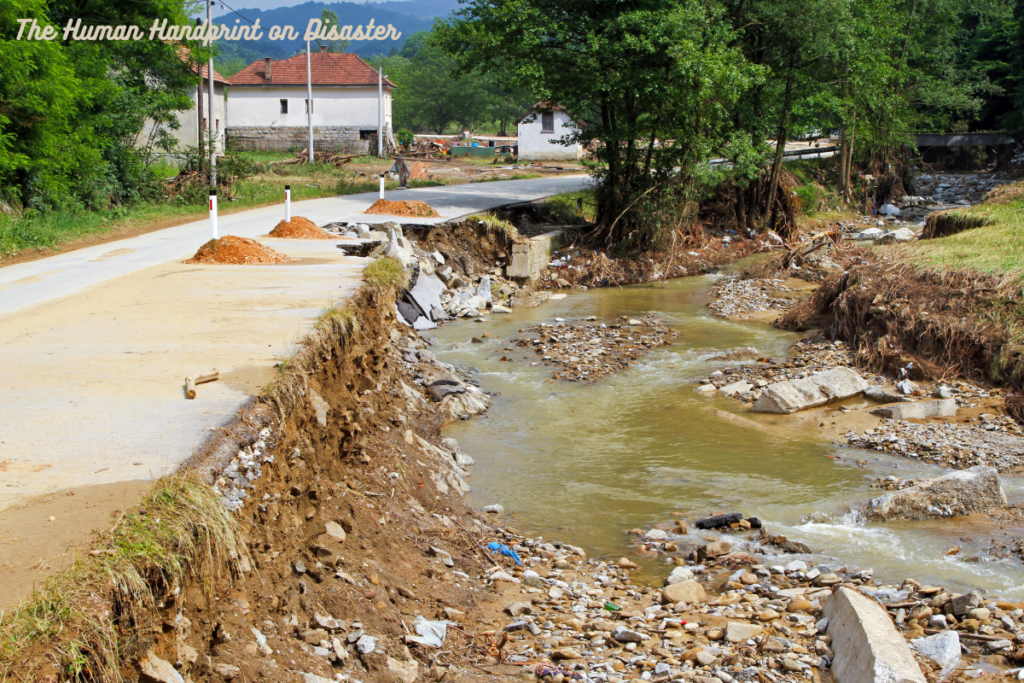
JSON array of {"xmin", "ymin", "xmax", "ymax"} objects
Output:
[
  {"xmin": 280, "ymin": 99, "xmax": 288, "ymax": 114},
  {"xmin": 541, "ymin": 111, "xmax": 555, "ymax": 134},
  {"xmin": 305, "ymin": 99, "xmax": 312, "ymax": 114}
]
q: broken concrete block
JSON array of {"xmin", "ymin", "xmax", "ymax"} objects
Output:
[
  {"xmin": 718, "ymin": 380, "xmax": 752, "ymax": 397},
  {"xmin": 824, "ymin": 587, "xmax": 926, "ymax": 683},
  {"xmin": 870, "ymin": 398, "xmax": 956, "ymax": 420},
  {"xmin": 409, "ymin": 272, "xmax": 446, "ymax": 322},
  {"xmin": 751, "ymin": 367, "xmax": 868, "ymax": 414},
  {"xmin": 508, "ymin": 230, "xmax": 562, "ymax": 283},
  {"xmin": 725, "ymin": 621, "xmax": 763, "ymax": 643},
  {"xmin": 865, "ymin": 466, "xmax": 1005, "ymax": 521}
]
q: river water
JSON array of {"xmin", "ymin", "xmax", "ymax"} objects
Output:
[{"xmin": 430, "ymin": 272, "xmax": 1024, "ymax": 597}]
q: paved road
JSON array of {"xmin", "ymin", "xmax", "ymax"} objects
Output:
[{"xmin": 0, "ymin": 175, "xmax": 590, "ymax": 317}]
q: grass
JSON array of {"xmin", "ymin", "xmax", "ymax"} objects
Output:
[
  {"xmin": 0, "ymin": 476, "xmax": 238, "ymax": 681},
  {"xmin": 472, "ymin": 172, "xmax": 542, "ymax": 183},
  {"xmin": 890, "ymin": 182, "xmax": 1024, "ymax": 281},
  {"xmin": 362, "ymin": 256, "xmax": 408, "ymax": 293},
  {"xmin": 468, "ymin": 213, "xmax": 519, "ymax": 242},
  {"xmin": 543, "ymin": 188, "xmax": 597, "ymax": 224}
]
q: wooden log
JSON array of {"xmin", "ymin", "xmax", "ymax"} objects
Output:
[
  {"xmin": 185, "ymin": 377, "xmax": 197, "ymax": 399},
  {"xmin": 185, "ymin": 369, "xmax": 218, "ymax": 399},
  {"xmin": 195, "ymin": 370, "xmax": 219, "ymax": 385}
]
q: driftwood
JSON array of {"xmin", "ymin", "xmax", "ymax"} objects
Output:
[
  {"xmin": 273, "ymin": 150, "xmax": 356, "ymax": 168},
  {"xmin": 185, "ymin": 370, "xmax": 219, "ymax": 399}
]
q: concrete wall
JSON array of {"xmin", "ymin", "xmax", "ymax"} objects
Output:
[
  {"xmin": 507, "ymin": 230, "xmax": 563, "ymax": 282},
  {"xmin": 518, "ymin": 111, "xmax": 581, "ymax": 162},
  {"xmin": 225, "ymin": 85, "xmax": 392, "ymax": 130},
  {"xmin": 225, "ymin": 126, "xmax": 370, "ymax": 154},
  {"xmin": 139, "ymin": 80, "xmax": 226, "ymax": 157}
]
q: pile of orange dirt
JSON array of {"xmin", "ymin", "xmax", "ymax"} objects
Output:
[
  {"xmin": 185, "ymin": 235, "xmax": 292, "ymax": 265},
  {"xmin": 265, "ymin": 216, "xmax": 337, "ymax": 239},
  {"xmin": 363, "ymin": 198, "xmax": 441, "ymax": 218}
]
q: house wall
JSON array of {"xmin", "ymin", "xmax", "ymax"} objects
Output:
[
  {"xmin": 225, "ymin": 85, "xmax": 391, "ymax": 152},
  {"xmin": 138, "ymin": 80, "xmax": 226, "ymax": 159},
  {"xmin": 517, "ymin": 111, "xmax": 581, "ymax": 161}
]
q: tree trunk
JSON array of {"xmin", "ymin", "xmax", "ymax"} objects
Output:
[
  {"xmin": 736, "ymin": 184, "xmax": 747, "ymax": 229},
  {"xmin": 765, "ymin": 71, "xmax": 794, "ymax": 228},
  {"xmin": 838, "ymin": 128, "xmax": 848, "ymax": 197}
]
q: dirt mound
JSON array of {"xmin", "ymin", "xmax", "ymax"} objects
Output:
[
  {"xmin": 185, "ymin": 235, "xmax": 292, "ymax": 264},
  {"xmin": 364, "ymin": 198, "xmax": 440, "ymax": 218},
  {"xmin": 266, "ymin": 216, "xmax": 337, "ymax": 239}
]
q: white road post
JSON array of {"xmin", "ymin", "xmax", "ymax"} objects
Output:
[
  {"xmin": 209, "ymin": 188, "xmax": 218, "ymax": 239},
  {"xmin": 207, "ymin": 0, "xmax": 216, "ymax": 187},
  {"xmin": 377, "ymin": 67, "xmax": 383, "ymax": 157},
  {"xmin": 379, "ymin": 176, "xmax": 385, "ymax": 199},
  {"xmin": 307, "ymin": 40, "xmax": 313, "ymax": 163},
  {"xmin": 285, "ymin": 184, "xmax": 291, "ymax": 221}
]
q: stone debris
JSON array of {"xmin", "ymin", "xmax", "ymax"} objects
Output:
[
  {"xmin": 708, "ymin": 278, "xmax": 796, "ymax": 319},
  {"xmin": 864, "ymin": 465, "xmax": 1006, "ymax": 521},
  {"xmin": 508, "ymin": 314, "xmax": 678, "ymax": 382},
  {"xmin": 870, "ymin": 398, "xmax": 957, "ymax": 420},
  {"xmin": 845, "ymin": 415, "xmax": 1024, "ymax": 471}
]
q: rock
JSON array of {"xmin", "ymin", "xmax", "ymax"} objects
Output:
[
  {"xmin": 896, "ymin": 379, "xmax": 918, "ymax": 395},
  {"xmin": 865, "ymin": 387, "xmax": 912, "ymax": 403},
  {"xmin": 695, "ymin": 383, "xmax": 717, "ymax": 395},
  {"xmin": 551, "ymin": 648, "xmax": 582, "ymax": 660},
  {"xmin": 988, "ymin": 639, "xmax": 1014, "ymax": 652},
  {"xmin": 705, "ymin": 540, "xmax": 732, "ymax": 557},
  {"xmin": 312, "ymin": 613, "xmax": 343, "ymax": 630},
  {"xmin": 482, "ymin": 504, "xmax": 504, "ymax": 514},
  {"xmin": 759, "ymin": 609, "xmax": 780, "ymax": 621},
  {"xmin": 308, "ymin": 388, "xmax": 330, "ymax": 428},
  {"xmin": 662, "ymin": 579, "xmax": 707, "ymax": 605},
  {"xmin": 725, "ymin": 622, "xmax": 763, "ymax": 643},
  {"xmin": 611, "ymin": 626, "xmax": 648, "ymax": 642},
  {"xmin": 788, "ymin": 597, "xmax": 813, "ymax": 612},
  {"xmin": 752, "ymin": 367, "xmax": 869, "ymax": 414},
  {"xmin": 870, "ymin": 398, "xmax": 957, "ymax": 420},
  {"xmin": 719, "ymin": 381, "xmax": 753, "ymax": 397},
  {"xmin": 879, "ymin": 204, "xmax": 902, "ymax": 216},
  {"xmin": 504, "ymin": 601, "xmax": 533, "ymax": 617},
  {"xmin": 384, "ymin": 229, "xmax": 416, "ymax": 267},
  {"xmin": 694, "ymin": 512, "xmax": 743, "ymax": 529},
  {"xmin": 951, "ymin": 590, "xmax": 984, "ymax": 616},
  {"xmin": 824, "ymin": 586, "xmax": 926, "ymax": 683},
  {"xmin": 707, "ymin": 347, "xmax": 760, "ymax": 362},
  {"xmin": 492, "ymin": 305, "xmax": 512, "ymax": 313},
  {"xmin": 913, "ymin": 630, "xmax": 958, "ymax": 667},
  {"xmin": 212, "ymin": 663, "xmax": 241, "ymax": 680},
  {"xmin": 866, "ymin": 466, "xmax": 1006, "ymax": 520},
  {"xmin": 645, "ymin": 528, "xmax": 668, "ymax": 541},
  {"xmin": 666, "ymin": 566, "xmax": 695, "ymax": 585},
  {"xmin": 139, "ymin": 651, "xmax": 185, "ymax": 683},
  {"xmin": 302, "ymin": 675, "xmax": 335, "ymax": 683},
  {"xmin": 387, "ymin": 657, "xmax": 419, "ymax": 683},
  {"xmin": 891, "ymin": 227, "xmax": 916, "ymax": 242},
  {"xmin": 696, "ymin": 651, "xmax": 718, "ymax": 666},
  {"xmin": 475, "ymin": 275, "xmax": 493, "ymax": 305},
  {"xmin": 355, "ymin": 635, "xmax": 377, "ymax": 654},
  {"xmin": 855, "ymin": 227, "xmax": 884, "ymax": 240},
  {"xmin": 324, "ymin": 520, "xmax": 346, "ymax": 543},
  {"xmin": 968, "ymin": 607, "xmax": 991, "ymax": 621}
]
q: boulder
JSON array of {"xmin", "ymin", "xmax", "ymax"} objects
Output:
[
  {"xmin": 704, "ymin": 540, "xmax": 733, "ymax": 557},
  {"xmin": 866, "ymin": 466, "xmax": 1005, "ymax": 521},
  {"xmin": 666, "ymin": 566, "xmax": 695, "ymax": 585},
  {"xmin": 662, "ymin": 579, "xmax": 707, "ymax": 606},
  {"xmin": 752, "ymin": 367, "xmax": 868, "ymax": 414},
  {"xmin": 879, "ymin": 204, "xmax": 902, "ymax": 216},
  {"xmin": 694, "ymin": 512, "xmax": 743, "ymax": 529},
  {"xmin": 824, "ymin": 587, "xmax": 926, "ymax": 683},
  {"xmin": 892, "ymin": 227, "xmax": 916, "ymax": 242},
  {"xmin": 870, "ymin": 398, "xmax": 956, "ymax": 420},
  {"xmin": 855, "ymin": 227, "xmax": 884, "ymax": 240}
]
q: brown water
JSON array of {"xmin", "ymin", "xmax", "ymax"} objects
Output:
[{"xmin": 430, "ymin": 273, "xmax": 1024, "ymax": 596}]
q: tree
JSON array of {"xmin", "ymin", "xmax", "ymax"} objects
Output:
[
  {"xmin": 436, "ymin": 0, "xmax": 755, "ymax": 246},
  {"xmin": 317, "ymin": 9, "xmax": 351, "ymax": 53}
]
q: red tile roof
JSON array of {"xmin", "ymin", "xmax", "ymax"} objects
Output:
[
  {"xmin": 177, "ymin": 46, "xmax": 230, "ymax": 85},
  {"xmin": 229, "ymin": 52, "xmax": 396, "ymax": 88}
]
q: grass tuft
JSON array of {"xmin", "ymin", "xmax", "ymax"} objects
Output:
[
  {"xmin": 543, "ymin": 189, "xmax": 597, "ymax": 224},
  {"xmin": 362, "ymin": 256, "xmax": 409, "ymax": 293},
  {"xmin": 468, "ymin": 213, "xmax": 519, "ymax": 242}
]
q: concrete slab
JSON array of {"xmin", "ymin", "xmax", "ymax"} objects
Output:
[
  {"xmin": 824, "ymin": 587, "xmax": 926, "ymax": 683},
  {"xmin": 870, "ymin": 398, "xmax": 957, "ymax": 420}
]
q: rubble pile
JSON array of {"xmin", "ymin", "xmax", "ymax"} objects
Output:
[
  {"xmin": 708, "ymin": 279, "xmax": 798, "ymax": 319},
  {"xmin": 508, "ymin": 314, "xmax": 679, "ymax": 382},
  {"xmin": 913, "ymin": 173, "xmax": 1012, "ymax": 206},
  {"xmin": 845, "ymin": 417, "xmax": 1024, "ymax": 472}
]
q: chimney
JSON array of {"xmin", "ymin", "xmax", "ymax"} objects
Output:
[
  {"xmin": 264, "ymin": 57, "xmax": 272, "ymax": 81},
  {"xmin": 320, "ymin": 44, "xmax": 327, "ymax": 53}
]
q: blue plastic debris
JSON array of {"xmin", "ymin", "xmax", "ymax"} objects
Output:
[{"xmin": 486, "ymin": 542, "xmax": 522, "ymax": 565}]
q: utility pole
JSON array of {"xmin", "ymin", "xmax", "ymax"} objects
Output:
[
  {"xmin": 195, "ymin": 18, "xmax": 205, "ymax": 183},
  {"xmin": 377, "ymin": 67, "xmax": 383, "ymax": 157},
  {"xmin": 307, "ymin": 40, "xmax": 313, "ymax": 163},
  {"xmin": 207, "ymin": 0, "xmax": 216, "ymax": 187}
]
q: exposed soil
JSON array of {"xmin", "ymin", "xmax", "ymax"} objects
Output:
[
  {"xmin": 186, "ymin": 235, "xmax": 293, "ymax": 265},
  {"xmin": 266, "ymin": 216, "xmax": 339, "ymax": 240},
  {"xmin": 364, "ymin": 199, "xmax": 441, "ymax": 218},
  {"xmin": 413, "ymin": 218, "xmax": 516, "ymax": 280}
]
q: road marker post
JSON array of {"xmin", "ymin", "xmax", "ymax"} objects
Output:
[
  {"xmin": 209, "ymin": 188, "xmax": 218, "ymax": 239},
  {"xmin": 379, "ymin": 177, "xmax": 385, "ymax": 199},
  {"xmin": 285, "ymin": 184, "xmax": 291, "ymax": 222}
]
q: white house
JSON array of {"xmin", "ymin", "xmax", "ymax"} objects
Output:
[
  {"xmin": 138, "ymin": 56, "xmax": 228, "ymax": 158},
  {"xmin": 516, "ymin": 103, "xmax": 582, "ymax": 162},
  {"xmin": 226, "ymin": 50, "xmax": 394, "ymax": 153}
]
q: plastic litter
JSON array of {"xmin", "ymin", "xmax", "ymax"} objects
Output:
[
  {"xmin": 486, "ymin": 542, "xmax": 522, "ymax": 565},
  {"xmin": 604, "ymin": 602, "xmax": 622, "ymax": 612},
  {"xmin": 405, "ymin": 615, "xmax": 448, "ymax": 648},
  {"xmin": 536, "ymin": 664, "xmax": 583, "ymax": 680}
]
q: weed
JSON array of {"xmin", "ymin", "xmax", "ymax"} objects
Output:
[
  {"xmin": 468, "ymin": 213, "xmax": 519, "ymax": 242},
  {"xmin": 544, "ymin": 189, "xmax": 597, "ymax": 224},
  {"xmin": 362, "ymin": 256, "xmax": 409, "ymax": 293}
]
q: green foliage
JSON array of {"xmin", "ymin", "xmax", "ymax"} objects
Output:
[
  {"xmin": 397, "ymin": 128, "xmax": 416, "ymax": 146},
  {"xmin": 317, "ymin": 8, "xmax": 352, "ymax": 53},
  {"xmin": 363, "ymin": 256, "xmax": 409, "ymax": 292}
]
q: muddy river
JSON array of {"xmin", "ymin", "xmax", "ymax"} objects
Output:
[{"xmin": 430, "ymin": 271, "xmax": 1024, "ymax": 597}]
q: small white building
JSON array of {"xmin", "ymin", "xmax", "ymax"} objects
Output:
[
  {"xmin": 138, "ymin": 57, "xmax": 228, "ymax": 158},
  {"xmin": 516, "ymin": 103, "xmax": 582, "ymax": 162},
  {"xmin": 226, "ymin": 50, "xmax": 394, "ymax": 153}
]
